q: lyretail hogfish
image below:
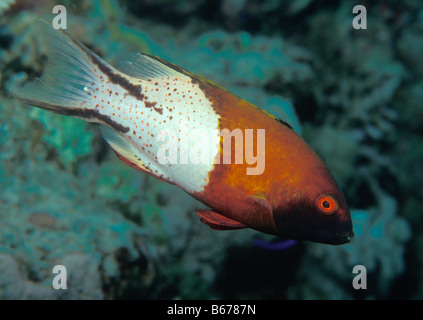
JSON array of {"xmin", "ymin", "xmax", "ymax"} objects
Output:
[{"xmin": 10, "ymin": 20, "xmax": 354, "ymax": 244}]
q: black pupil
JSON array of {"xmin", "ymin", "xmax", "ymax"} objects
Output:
[{"xmin": 322, "ymin": 200, "xmax": 331, "ymax": 209}]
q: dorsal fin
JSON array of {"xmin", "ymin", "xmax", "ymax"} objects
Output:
[
  {"xmin": 260, "ymin": 108, "xmax": 294, "ymax": 130},
  {"xmin": 117, "ymin": 53, "xmax": 232, "ymax": 93},
  {"xmin": 117, "ymin": 53, "xmax": 183, "ymax": 79},
  {"xmin": 117, "ymin": 52, "xmax": 297, "ymax": 134},
  {"xmin": 274, "ymin": 117, "xmax": 294, "ymax": 130}
]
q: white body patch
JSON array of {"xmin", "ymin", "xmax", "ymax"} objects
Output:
[
  {"xmin": 10, "ymin": 22, "xmax": 220, "ymax": 193},
  {"xmin": 82, "ymin": 71, "xmax": 220, "ymax": 193}
]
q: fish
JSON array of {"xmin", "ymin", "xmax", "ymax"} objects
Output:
[{"xmin": 10, "ymin": 20, "xmax": 354, "ymax": 245}]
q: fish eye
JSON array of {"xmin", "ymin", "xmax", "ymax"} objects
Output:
[{"xmin": 317, "ymin": 195, "xmax": 338, "ymax": 215}]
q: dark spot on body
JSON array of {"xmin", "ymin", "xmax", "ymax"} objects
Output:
[
  {"xmin": 145, "ymin": 100, "xmax": 163, "ymax": 115},
  {"xmin": 81, "ymin": 46, "xmax": 145, "ymax": 101}
]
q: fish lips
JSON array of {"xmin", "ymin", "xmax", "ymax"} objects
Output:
[
  {"xmin": 273, "ymin": 210, "xmax": 355, "ymax": 244},
  {"xmin": 274, "ymin": 225, "xmax": 354, "ymax": 245},
  {"xmin": 273, "ymin": 207, "xmax": 354, "ymax": 245},
  {"xmin": 316, "ymin": 229, "xmax": 355, "ymax": 245}
]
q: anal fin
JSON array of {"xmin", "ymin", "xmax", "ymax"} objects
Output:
[
  {"xmin": 100, "ymin": 125, "xmax": 175, "ymax": 185},
  {"xmin": 114, "ymin": 151, "xmax": 151, "ymax": 174},
  {"xmin": 195, "ymin": 209, "xmax": 247, "ymax": 230},
  {"xmin": 100, "ymin": 125, "xmax": 152, "ymax": 173}
]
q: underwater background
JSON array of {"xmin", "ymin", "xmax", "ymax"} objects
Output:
[{"xmin": 0, "ymin": 0, "xmax": 421, "ymax": 299}]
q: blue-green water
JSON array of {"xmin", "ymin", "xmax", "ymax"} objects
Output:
[{"xmin": 0, "ymin": 0, "xmax": 421, "ymax": 300}]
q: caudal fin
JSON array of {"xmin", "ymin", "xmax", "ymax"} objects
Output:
[{"xmin": 9, "ymin": 20, "xmax": 99, "ymax": 114}]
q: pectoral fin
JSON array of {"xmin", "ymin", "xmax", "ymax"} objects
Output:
[
  {"xmin": 195, "ymin": 209, "xmax": 247, "ymax": 230},
  {"xmin": 247, "ymin": 187, "xmax": 270, "ymax": 202}
]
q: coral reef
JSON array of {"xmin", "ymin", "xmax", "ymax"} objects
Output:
[
  {"xmin": 0, "ymin": 253, "xmax": 58, "ymax": 299},
  {"xmin": 0, "ymin": 156, "xmax": 155, "ymax": 299},
  {"xmin": 0, "ymin": 0, "xmax": 421, "ymax": 299},
  {"xmin": 0, "ymin": 253, "xmax": 103, "ymax": 299},
  {"xmin": 0, "ymin": 0, "xmax": 15, "ymax": 16}
]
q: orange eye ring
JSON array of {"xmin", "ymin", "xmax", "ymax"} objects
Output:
[{"xmin": 317, "ymin": 195, "xmax": 338, "ymax": 215}]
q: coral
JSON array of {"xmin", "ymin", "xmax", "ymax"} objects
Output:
[
  {"xmin": 0, "ymin": 155, "xmax": 156, "ymax": 299},
  {"xmin": 175, "ymin": 30, "xmax": 314, "ymax": 89},
  {"xmin": 58, "ymin": 254, "xmax": 104, "ymax": 300},
  {"xmin": 306, "ymin": 125, "xmax": 361, "ymax": 187},
  {"xmin": 95, "ymin": 158, "xmax": 145, "ymax": 203},
  {"xmin": 0, "ymin": 254, "xmax": 59, "ymax": 299},
  {"xmin": 0, "ymin": 253, "xmax": 104, "ymax": 300},
  {"xmin": 162, "ymin": 30, "xmax": 310, "ymax": 132},
  {"xmin": 397, "ymin": 8, "xmax": 423, "ymax": 76},
  {"xmin": 0, "ymin": 0, "xmax": 15, "ymax": 16},
  {"xmin": 28, "ymin": 108, "xmax": 94, "ymax": 170}
]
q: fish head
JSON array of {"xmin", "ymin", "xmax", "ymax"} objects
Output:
[{"xmin": 272, "ymin": 166, "xmax": 354, "ymax": 245}]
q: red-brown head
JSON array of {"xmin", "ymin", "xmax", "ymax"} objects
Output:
[{"xmin": 271, "ymin": 165, "xmax": 354, "ymax": 245}]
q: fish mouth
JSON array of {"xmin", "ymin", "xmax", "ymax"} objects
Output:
[
  {"xmin": 314, "ymin": 229, "xmax": 354, "ymax": 245},
  {"xmin": 338, "ymin": 230, "xmax": 354, "ymax": 240},
  {"xmin": 332, "ymin": 230, "xmax": 355, "ymax": 244}
]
